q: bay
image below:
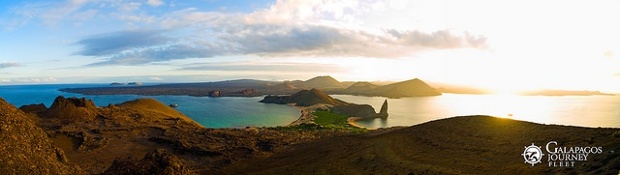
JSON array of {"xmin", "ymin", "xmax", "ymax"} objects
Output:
[{"xmin": 2, "ymin": 84, "xmax": 619, "ymax": 129}]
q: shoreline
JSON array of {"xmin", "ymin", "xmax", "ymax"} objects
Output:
[
  {"xmin": 347, "ymin": 117, "xmax": 371, "ymax": 130},
  {"xmin": 286, "ymin": 103, "xmax": 331, "ymax": 126}
]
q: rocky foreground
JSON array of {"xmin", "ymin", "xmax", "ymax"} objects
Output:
[{"xmin": 1, "ymin": 96, "xmax": 619, "ymax": 174}]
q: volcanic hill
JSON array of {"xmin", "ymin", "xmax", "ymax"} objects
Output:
[
  {"xmin": 261, "ymin": 88, "xmax": 387, "ymax": 119},
  {"xmin": 61, "ymin": 76, "xmax": 442, "ymax": 98},
  {"xmin": 226, "ymin": 116, "xmax": 620, "ymax": 174},
  {"xmin": 0, "ymin": 98, "xmax": 85, "ymax": 174},
  {"xmin": 14, "ymin": 96, "xmax": 348, "ymax": 174}
]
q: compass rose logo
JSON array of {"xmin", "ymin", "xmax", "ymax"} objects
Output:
[{"xmin": 521, "ymin": 143, "xmax": 544, "ymax": 166}]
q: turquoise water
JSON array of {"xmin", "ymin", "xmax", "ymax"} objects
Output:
[
  {"xmin": 0, "ymin": 84, "xmax": 300, "ymax": 128},
  {"xmin": 3, "ymin": 84, "xmax": 619, "ymax": 129},
  {"xmin": 332, "ymin": 94, "xmax": 620, "ymax": 129}
]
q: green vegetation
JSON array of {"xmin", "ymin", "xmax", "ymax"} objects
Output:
[{"xmin": 312, "ymin": 110, "xmax": 365, "ymax": 132}]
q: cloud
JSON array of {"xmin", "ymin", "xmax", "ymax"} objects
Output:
[
  {"xmin": 180, "ymin": 62, "xmax": 344, "ymax": 73},
  {"xmin": 71, "ymin": 0, "xmax": 487, "ymax": 65},
  {"xmin": 75, "ymin": 30, "xmax": 172, "ymax": 56},
  {"xmin": 147, "ymin": 0, "xmax": 164, "ymax": 7},
  {"xmin": 0, "ymin": 62, "xmax": 21, "ymax": 69}
]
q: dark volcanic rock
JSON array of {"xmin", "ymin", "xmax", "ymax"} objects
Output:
[
  {"xmin": 19, "ymin": 103, "xmax": 47, "ymax": 114},
  {"xmin": 378, "ymin": 99, "xmax": 388, "ymax": 118},
  {"xmin": 102, "ymin": 148, "xmax": 188, "ymax": 175},
  {"xmin": 43, "ymin": 96, "xmax": 98, "ymax": 121},
  {"xmin": 239, "ymin": 88, "xmax": 256, "ymax": 96},
  {"xmin": 208, "ymin": 90, "xmax": 222, "ymax": 97},
  {"xmin": 0, "ymin": 98, "xmax": 85, "ymax": 174}
]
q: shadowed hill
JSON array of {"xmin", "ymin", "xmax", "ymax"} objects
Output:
[
  {"xmin": 343, "ymin": 82, "xmax": 380, "ymax": 94},
  {"xmin": 295, "ymin": 76, "xmax": 345, "ymax": 89},
  {"xmin": 226, "ymin": 115, "xmax": 620, "ymax": 174},
  {"xmin": 370, "ymin": 78, "xmax": 441, "ymax": 98},
  {"xmin": 339, "ymin": 78, "xmax": 442, "ymax": 98},
  {"xmin": 0, "ymin": 98, "xmax": 85, "ymax": 174}
]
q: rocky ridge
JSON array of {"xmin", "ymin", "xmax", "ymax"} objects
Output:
[
  {"xmin": 0, "ymin": 98, "xmax": 85, "ymax": 174},
  {"xmin": 14, "ymin": 96, "xmax": 347, "ymax": 174}
]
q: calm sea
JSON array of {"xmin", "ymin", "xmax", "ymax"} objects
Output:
[
  {"xmin": 1, "ymin": 84, "xmax": 618, "ymax": 129},
  {"xmin": 0, "ymin": 84, "xmax": 300, "ymax": 128}
]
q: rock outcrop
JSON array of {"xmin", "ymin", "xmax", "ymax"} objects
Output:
[
  {"xmin": 19, "ymin": 103, "xmax": 47, "ymax": 114},
  {"xmin": 43, "ymin": 96, "xmax": 98, "ymax": 122},
  {"xmin": 102, "ymin": 148, "xmax": 188, "ymax": 175},
  {"xmin": 377, "ymin": 99, "xmax": 388, "ymax": 118},
  {"xmin": 208, "ymin": 90, "xmax": 222, "ymax": 97},
  {"xmin": 0, "ymin": 98, "xmax": 85, "ymax": 174}
]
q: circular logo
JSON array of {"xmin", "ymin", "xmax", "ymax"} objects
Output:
[{"xmin": 522, "ymin": 143, "xmax": 544, "ymax": 166}]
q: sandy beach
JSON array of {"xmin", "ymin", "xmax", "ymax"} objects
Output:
[{"xmin": 347, "ymin": 117, "xmax": 373, "ymax": 130}]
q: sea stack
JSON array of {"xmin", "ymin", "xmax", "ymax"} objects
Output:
[{"xmin": 378, "ymin": 99, "xmax": 388, "ymax": 118}]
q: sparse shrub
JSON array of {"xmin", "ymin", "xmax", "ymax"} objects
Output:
[{"xmin": 612, "ymin": 131, "xmax": 620, "ymax": 138}]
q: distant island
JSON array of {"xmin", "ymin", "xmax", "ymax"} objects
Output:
[
  {"xmin": 109, "ymin": 82, "xmax": 143, "ymax": 86},
  {"xmin": 520, "ymin": 89, "xmax": 614, "ymax": 96},
  {"xmin": 61, "ymin": 76, "xmax": 442, "ymax": 98}
]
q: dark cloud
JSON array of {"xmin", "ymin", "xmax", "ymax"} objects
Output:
[
  {"xmin": 0, "ymin": 62, "xmax": 20, "ymax": 69},
  {"xmin": 75, "ymin": 23, "xmax": 487, "ymax": 65},
  {"xmin": 222, "ymin": 24, "xmax": 487, "ymax": 57},
  {"xmin": 87, "ymin": 44, "xmax": 219, "ymax": 66},
  {"xmin": 75, "ymin": 30, "xmax": 171, "ymax": 56}
]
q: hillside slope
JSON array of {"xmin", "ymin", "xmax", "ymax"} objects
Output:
[
  {"xmin": 0, "ymin": 99, "xmax": 85, "ymax": 174},
  {"xmin": 226, "ymin": 116, "xmax": 620, "ymax": 174}
]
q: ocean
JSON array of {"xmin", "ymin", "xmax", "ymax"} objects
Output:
[
  {"xmin": 1, "ymin": 84, "xmax": 619, "ymax": 129},
  {"xmin": 333, "ymin": 94, "xmax": 620, "ymax": 129}
]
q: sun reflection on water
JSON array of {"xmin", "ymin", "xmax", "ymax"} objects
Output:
[{"xmin": 332, "ymin": 94, "xmax": 620, "ymax": 129}]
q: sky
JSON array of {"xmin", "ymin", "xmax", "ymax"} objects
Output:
[{"xmin": 2, "ymin": 0, "xmax": 620, "ymax": 93}]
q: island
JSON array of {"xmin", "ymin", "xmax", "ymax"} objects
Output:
[
  {"xmin": 520, "ymin": 89, "xmax": 615, "ymax": 96},
  {"xmin": 60, "ymin": 76, "xmax": 443, "ymax": 98}
]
